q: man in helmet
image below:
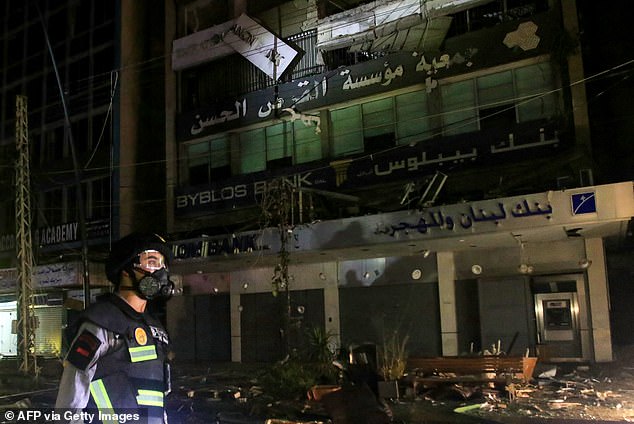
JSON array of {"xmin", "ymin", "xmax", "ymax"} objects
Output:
[{"xmin": 55, "ymin": 232, "xmax": 175, "ymax": 424}]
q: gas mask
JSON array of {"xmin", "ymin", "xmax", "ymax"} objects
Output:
[
  {"xmin": 134, "ymin": 267, "xmax": 175, "ymax": 300},
  {"xmin": 126, "ymin": 250, "xmax": 175, "ymax": 300}
]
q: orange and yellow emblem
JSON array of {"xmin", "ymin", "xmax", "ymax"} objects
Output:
[{"xmin": 134, "ymin": 327, "xmax": 148, "ymax": 345}]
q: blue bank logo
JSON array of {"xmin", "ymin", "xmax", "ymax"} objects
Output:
[{"xmin": 571, "ymin": 192, "xmax": 596, "ymax": 215}]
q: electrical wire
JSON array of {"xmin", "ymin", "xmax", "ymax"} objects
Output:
[
  {"xmin": 2, "ymin": 57, "xmax": 634, "ymax": 183},
  {"xmin": 83, "ymin": 71, "xmax": 118, "ymax": 170},
  {"xmin": 3, "ymin": 2, "xmax": 634, "ymax": 223}
]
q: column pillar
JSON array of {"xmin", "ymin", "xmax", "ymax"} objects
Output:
[
  {"xmin": 230, "ymin": 292, "xmax": 242, "ymax": 362},
  {"xmin": 437, "ymin": 252, "xmax": 458, "ymax": 356},
  {"xmin": 586, "ymin": 237, "xmax": 612, "ymax": 362}
]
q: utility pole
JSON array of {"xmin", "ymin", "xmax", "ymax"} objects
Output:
[{"xmin": 15, "ymin": 95, "xmax": 38, "ymax": 377}]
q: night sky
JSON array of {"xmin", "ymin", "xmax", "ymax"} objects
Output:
[
  {"xmin": 578, "ymin": 2, "xmax": 634, "ymax": 344},
  {"xmin": 578, "ymin": 2, "xmax": 634, "ymax": 184}
]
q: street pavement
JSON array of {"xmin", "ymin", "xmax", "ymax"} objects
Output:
[{"xmin": 2, "ymin": 359, "xmax": 634, "ymax": 423}]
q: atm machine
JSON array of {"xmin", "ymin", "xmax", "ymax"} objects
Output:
[{"xmin": 533, "ymin": 275, "xmax": 587, "ymax": 361}]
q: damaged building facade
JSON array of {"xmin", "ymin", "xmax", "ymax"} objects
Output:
[
  {"xmin": 164, "ymin": 0, "xmax": 633, "ymax": 364},
  {"xmin": 0, "ymin": 0, "xmax": 632, "ymax": 365}
]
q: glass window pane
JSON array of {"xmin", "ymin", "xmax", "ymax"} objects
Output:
[
  {"xmin": 441, "ymin": 80, "xmax": 478, "ymax": 135},
  {"xmin": 239, "ymin": 129, "xmax": 266, "ymax": 174},
  {"xmin": 66, "ymin": 186, "xmax": 78, "ymax": 223},
  {"xmin": 42, "ymin": 188, "xmax": 63, "ymax": 226},
  {"xmin": 210, "ymin": 136, "xmax": 229, "ymax": 168},
  {"xmin": 0, "ymin": 201, "xmax": 11, "ymax": 233},
  {"xmin": 294, "ymin": 121, "xmax": 322, "ymax": 164},
  {"xmin": 396, "ymin": 90, "xmax": 431, "ymax": 145},
  {"xmin": 331, "ymin": 106, "xmax": 363, "ymax": 157},
  {"xmin": 515, "ymin": 63, "xmax": 553, "ymax": 95},
  {"xmin": 266, "ymin": 122, "xmax": 292, "ymax": 161},
  {"xmin": 90, "ymin": 177, "xmax": 109, "ymax": 220},
  {"xmin": 187, "ymin": 142, "xmax": 209, "ymax": 166},
  {"xmin": 517, "ymin": 96, "xmax": 555, "ymax": 121},
  {"xmin": 362, "ymin": 98, "xmax": 394, "ymax": 138},
  {"xmin": 515, "ymin": 63, "xmax": 556, "ymax": 121},
  {"xmin": 187, "ymin": 142, "xmax": 209, "ymax": 185},
  {"xmin": 477, "ymin": 70, "xmax": 514, "ymax": 105}
]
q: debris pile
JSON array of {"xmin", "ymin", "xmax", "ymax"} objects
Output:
[
  {"xmin": 457, "ymin": 365, "xmax": 634, "ymax": 422},
  {"xmin": 7, "ymin": 356, "xmax": 634, "ymax": 423}
]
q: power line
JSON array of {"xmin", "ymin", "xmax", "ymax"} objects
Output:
[{"xmin": 2, "ymin": 57, "xmax": 633, "ymax": 183}]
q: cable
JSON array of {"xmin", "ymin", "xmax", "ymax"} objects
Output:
[
  {"xmin": 84, "ymin": 71, "xmax": 118, "ymax": 169},
  {"xmin": 4, "ymin": 57, "xmax": 634, "ymax": 183},
  {"xmin": 5, "ymin": 3, "xmax": 634, "ymax": 225},
  {"xmin": 35, "ymin": 2, "xmax": 92, "ymax": 305}
]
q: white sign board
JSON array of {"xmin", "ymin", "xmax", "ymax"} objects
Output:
[{"xmin": 172, "ymin": 14, "xmax": 301, "ymax": 80}]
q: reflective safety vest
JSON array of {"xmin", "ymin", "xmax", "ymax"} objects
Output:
[{"xmin": 80, "ymin": 295, "xmax": 169, "ymax": 424}]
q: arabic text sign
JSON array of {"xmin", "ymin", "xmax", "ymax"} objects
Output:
[
  {"xmin": 380, "ymin": 198, "xmax": 554, "ymax": 237},
  {"xmin": 176, "ymin": 120, "xmax": 561, "ymax": 217},
  {"xmin": 178, "ymin": 49, "xmax": 478, "ymax": 139},
  {"xmin": 0, "ymin": 262, "xmax": 80, "ymax": 292}
]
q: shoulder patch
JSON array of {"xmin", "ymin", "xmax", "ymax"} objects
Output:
[{"xmin": 66, "ymin": 330, "xmax": 102, "ymax": 371}]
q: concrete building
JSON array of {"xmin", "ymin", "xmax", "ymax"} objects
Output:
[
  {"xmin": 164, "ymin": 0, "xmax": 634, "ymax": 364},
  {"xmin": 0, "ymin": 1, "xmax": 167, "ymax": 356},
  {"xmin": 1, "ymin": 0, "xmax": 633, "ymax": 365}
]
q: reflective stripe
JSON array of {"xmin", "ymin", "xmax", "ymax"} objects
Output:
[
  {"xmin": 129, "ymin": 345, "xmax": 157, "ymax": 362},
  {"xmin": 89, "ymin": 379, "xmax": 119, "ymax": 424},
  {"xmin": 136, "ymin": 389, "xmax": 164, "ymax": 407}
]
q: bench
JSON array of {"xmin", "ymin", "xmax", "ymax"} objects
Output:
[{"xmin": 403, "ymin": 356, "xmax": 538, "ymax": 393}]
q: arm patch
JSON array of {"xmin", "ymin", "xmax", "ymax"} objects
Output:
[{"xmin": 66, "ymin": 330, "xmax": 102, "ymax": 371}]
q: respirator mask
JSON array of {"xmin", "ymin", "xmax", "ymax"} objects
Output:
[{"xmin": 132, "ymin": 250, "xmax": 175, "ymax": 300}]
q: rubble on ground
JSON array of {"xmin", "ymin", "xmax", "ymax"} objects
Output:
[
  {"xmin": 5, "ymin": 355, "xmax": 634, "ymax": 423},
  {"xmin": 453, "ymin": 365, "xmax": 634, "ymax": 422}
]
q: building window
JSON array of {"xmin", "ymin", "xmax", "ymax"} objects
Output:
[
  {"xmin": 91, "ymin": 112, "xmax": 110, "ymax": 151},
  {"xmin": 66, "ymin": 185, "xmax": 79, "ymax": 223},
  {"xmin": 239, "ymin": 124, "xmax": 295, "ymax": 174},
  {"xmin": 478, "ymin": 70, "xmax": 514, "ymax": 106},
  {"xmin": 515, "ymin": 63, "xmax": 556, "ymax": 121},
  {"xmin": 331, "ymin": 105, "xmax": 363, "ymax": 157},
  {"xmin": 87, "ymin": 177, "xmax": 110, "ymax": 220},
  {"xmin": 266, "ymin": 122, "xmax": 293, "ymax": 170},
  {"xmin": 190, "ymin": 62, "xmax": 558, "ymax": 181},
  {"xmin": 0, "ymin": 201, "xmax": 10, "ymax": 234},
  {"xmin": 71, "ymin": 117, "xmax": 90, "ymax": 155},
  {"xmin": 330, "ymin": 94, "xmax": 422, "ymax": 157},
  {"xmin": 294, "ymin": 119, "xmax": 322, "ymax": 164},
  {"xmin": 186, "ymin": 136, "xmax": 231, "ymax": 185},
  {"xmin": 239, "ymin": 129, "xmax": 266, "ymax": 174},
  {"xmin": 362, "ymin": 98, "xmax": 395, "ymax": 153},
  {"xmin": 235, "ymin": 119, "xmax": 323, "ymax": 175},
  {"xmin": 396, "ymin": 89, "xmax": 432, "ymax": 145},
  {"xmin": 441, "ymin": 79, "xmax": 478, "ymax": 136},
  {"xmin": 187, "ymin": 142, "xmax": 210, "ymax": 185},
  {"xmin": 477, "ymin": 70, "xmax": 517, "ymax": 132},
  {"xmin": 40, "ymin": 188, "xmax": 64, "ymax": 227},
  {"xmin": 41, "ymin": 127, "xmax": 65, "ymax": 163},
  {"xmin": 40, "ymin": 177, "xmax": 110, "ymax": 228},
  {"xmin": 209, "ymin": 137, "xmax": 231, "ymax": 180}
]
